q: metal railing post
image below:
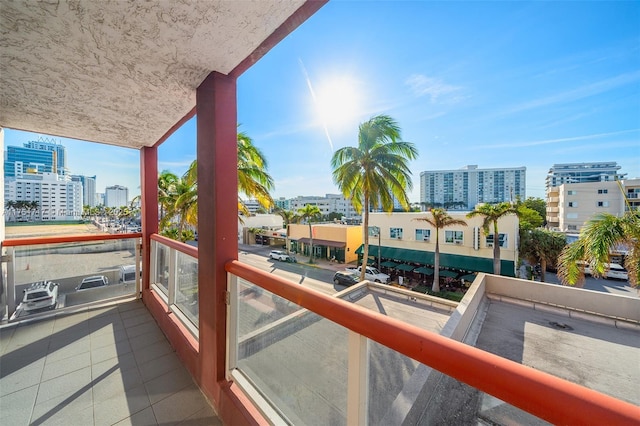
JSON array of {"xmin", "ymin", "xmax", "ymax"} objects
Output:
[{"xmin": 347, "ymin": 331, "xmax": 369, "ymax": 426}]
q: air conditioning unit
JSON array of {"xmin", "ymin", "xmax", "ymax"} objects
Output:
[
  {"xmin": 455, "ymin": 240, "xmax": 463, "ymax": 245},
  {"xmin": 423, "ymin": 237, "xmax": 430, "ymax": 242},
  {"xmin": 396, "ymin": 236, "xmax": 402, "ymax": 239}
]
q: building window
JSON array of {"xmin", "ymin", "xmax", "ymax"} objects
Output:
[
  {"xmin": 597, "ymin": 201, "xmax": 609, "ymax": 207},
  {"xmin": 390, "ymin": 227, "xmax": 403, "ymax": 239},
  {"xmin": 486, "ymin": 233, "xmax": 508, "ymax": 248},
  {"xmin": 445, "ymin": 230, "xmax": 464, "ymax": 245},
  {"xmin": 567, "ymin": 190, "xmax": 577, "ymax": 195},
  {"xmin": 567, "ymin": 213, "xmax": 578, "ymax": 219},
  {"xmin": 597, "ymin": 189, "xmax": 608, "ymax": 194},
  {"xmin": 416, "ymin": 229, "xmax": 430, "ymax": 242},
  {"xmin": 568, "ymin": 225, "xmax": 578, "ymax": 231},
  {"xmin": 568, "ymin": 201, "xmax": 578, "ymax": 207}
]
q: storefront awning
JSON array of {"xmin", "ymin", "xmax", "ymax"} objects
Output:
[
  {"xmin": 297, "ymin": 238, "xmax": 346, "ymax": 248},
  {"xmin": 395, "ymin": 264, "xmax": 415, "ymax": 272},
  {"xmin": 354, "ymin": 244, "xmax": 515, "ymax": 276},
  {"xmin": 438, "ymin": 270, "xmax": 458, "ymax": 278},
  {"xmin": 414, "ymin": 267, "xmax": 433, "ymax": 275},
  {"xmin": 380, "ymin": 261, "xmax": 398, "ymax": 268}
]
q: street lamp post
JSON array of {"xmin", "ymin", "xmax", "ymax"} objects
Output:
[{"xmin": 369, "ymin": 226, "xmax": 381, "ymax": 270}]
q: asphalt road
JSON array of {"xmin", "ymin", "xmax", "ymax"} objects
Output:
[
  {"xmin": 538, "ymin": 270, "xmax": 638, "ymax": 298},
  {"xmin": 238, "ymin": 247, "xmax": 346, "ymax": 295}
]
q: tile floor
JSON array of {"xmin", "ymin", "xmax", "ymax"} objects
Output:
[{"xmin": 0, "ymin": 299, "xmax": 221, "ymax": 425}]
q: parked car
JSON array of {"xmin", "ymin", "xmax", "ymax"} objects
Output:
[
  {"xmin": 119, "ymin": 265, "xmax": 138, "ymax": 283},
  {"xmin": 333, "ymin": 271, "xmax": 361, "ymax": 287},
  {"xmin": 76, "ymin": 275, "xmax": 109, "ymax": 291},
  {"xmin": 22, "ymin": 281, "xmax": 58, "ymax": 312},
  {"xmin": 583, "ymin": 262, "xmax": 629, "ymax": 281},
  {"xmin": 269, "ymin": 250, "xmax": 290, "ymax": 261},
  {"xmin": 345, "ymin": 266, "xmax": 390, "ymax": 283}
]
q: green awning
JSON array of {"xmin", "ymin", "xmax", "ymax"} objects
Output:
[
  {"xmin": 438, "ymin": 270, "xmax": 458, "ymax": 278},
  {"xmin": 414, "ymin": 267, "xmax": 433, "ymax": 275},
  {"xmin": 460, "ymin": 273, "xmax": 477, "ymax": 282},
  {"xmin": 380, "ymin": 261, "xmax": 398, "ymax": 268},
  {"xmin": 354, "ymin": 244, "xmax": 515, "ymax": 277},
  {"xmin": 395, "ymin": 264, "xmax": 415, "ymax": 272}
]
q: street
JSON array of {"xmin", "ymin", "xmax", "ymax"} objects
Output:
[{"xmin": 238, "ymin": 244, "xmax": 346, "ymax": 296}]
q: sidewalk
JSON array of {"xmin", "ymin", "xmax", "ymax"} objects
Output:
[{"xmin": 238, "ymin": 244, "xmax": 354, "ymax": 273}]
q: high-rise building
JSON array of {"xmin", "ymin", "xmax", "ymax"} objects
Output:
[
  {"xmin": 71, "ymin": 175, "xmax": 98, "ymax": 207},
  {"xmin": 545, "ymin": 162, "xmax": 626, "ymax": 193},
  {"xmin": 104, "ymin": 185, "xmax": 129, "ymax": 208},
  {"xmin": 420, "ymin": 165, "xmax": 526, "ymax": 210},
  {"xmin": 4, "ymin": 138, "xmax": 69, "ymax": 178}
]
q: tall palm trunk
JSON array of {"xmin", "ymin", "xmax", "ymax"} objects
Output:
[
  {"xmin": 308, "ymin": 222, "xmax": 314, "ymax": 263},
  {"xmin": 360, "ymin": 194, "xmax": 370, "ymax": 282},
  {"xmin": 433, "ymin": 231, "xmax": 441, "ymax": 292},
  {"xmin": 493, "ymin": 221, "xmax": 501, "ymax": 275}
]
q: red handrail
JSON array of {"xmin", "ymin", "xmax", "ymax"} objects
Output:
[
  {"xmin": 2, "ymin": 233, "xmax": 142, "ymax": 247},
  {"xmin": 226, "ymin": 260, "xmax": 640, "ymax": 425},
  {"xmin": 150, "ymin": 234, "xmax": 198, "ymax": 259}
]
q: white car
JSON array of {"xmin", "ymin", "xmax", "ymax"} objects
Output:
[
  {"xmin": 22, "ymin": 281, "xmax": 58, "ymax": 312},
  {"xmin": 269, "ymin": 250, "xmax": 290, "ymax": 261},
  {"xmin": 76, "ymin": 275, "xmax": 109, "ymax": 291}
]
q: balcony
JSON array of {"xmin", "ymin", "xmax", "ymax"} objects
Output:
[{"xmin": 2, "ymin": 233, "xmax": 639, "ymax": 425}]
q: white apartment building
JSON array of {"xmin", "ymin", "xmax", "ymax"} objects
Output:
[
  {"xmin": 420, "ymin": 165, "xmax": 526, "ymax": 210},
  {"xmin": 71, "ymin": 175, "xmax": 97, "ymax": 207},
  {"xmin": 546, "ymin": 180, "xmax": 627, "ymax": 232},
  {"xmin": 104, "ymin": 185, "xmax": 129, "ymax": 208},
  {"xmin": 287, "ymin": 194, "xmax": 358, "ymax": 218},
  {"xmin": 4, "ymin": 172, "xmax": 83, "ymax": 221},
  {"xmin": 545, "ymin": 162, "xmax": 626, "ymax": 193}
]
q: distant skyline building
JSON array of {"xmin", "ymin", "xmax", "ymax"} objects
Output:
[
  {"xmin": 545, "ymin": 162, "xmax": 626, "ymax": 193},
  {"xmin": 4, "ymin": 138, "xmax": 69, "ymax": 179},
  {"xmin": 420, "ymin": 165, "xmax": 526, "ymax": 210},
  {"xmin": 104, "ymin": 185, "xmax": 129, "ymax": 208},
  {"xmin": 287, "ymin": 194, "xmax": 359, "ymax": 218},
  {"xmin": 71, "ymin": 175, "xmax": 97, "ymax": 207}
]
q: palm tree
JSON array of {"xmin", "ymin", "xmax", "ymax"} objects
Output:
[
  {"xmin": 159, "ymin": 129, "xmax": 275, "ymax": 236},
  {"xmin": 467, "ymin": 202, "xmax": 519, "ymax": 276},
  {"xmin": 557, "ymin": 211, "xmax": 639, "ymax": 287},
  {"xmin": 520, "ymin": 229, "xmax": 566, "ymax": 282},
  {"xmin": 331, "ymin": 114, "xmax": 418, "ymax": 281},
  {"xmin": 275, "ymin": 208, "xmax": 300, "ymax": 255},
  {"xmin": 298, "ymin": 204, "xmax": 321, "ymax": 263},
  {"xmin": 158, "ymin": 170, "xmax": 179, "ymax": 225},
  {"xmin": 414, "ymin": 208, "xmax": 467, "ymax": 292},
  {"xmin": 237, "ymin": 130, "xmax": 274, "ymax": 212},
  {"xmin": 160, "ymin": 160, "xmax": 198, "ymax": 241}
]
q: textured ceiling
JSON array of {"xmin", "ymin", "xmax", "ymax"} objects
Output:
[{"xmin": 0, "ymin": 0, "xmax": 309, "ymax": 149}]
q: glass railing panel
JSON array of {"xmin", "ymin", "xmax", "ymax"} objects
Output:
[
  {"xmin": 10, "ymin": 238, "xmax": 138, "ymax": 320},
  {"xmin": 174, "ymin": 250, "xmax": 199, "ymax": 326},
  {"xmin": 153, "ymin": 241, "xmax": 171, "ymax": 296},
  {"xmin": 233, "ymin": 279, "xmax": 348, "ymax": 425}
]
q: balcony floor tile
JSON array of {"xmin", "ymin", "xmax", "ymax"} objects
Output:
[{"xmin": 0, "ymin": 299, "xmax": 219, "ymax": 425}]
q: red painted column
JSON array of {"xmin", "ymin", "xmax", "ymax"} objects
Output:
[
  {"xmin": 140, "ymin": 146, "xmax": 158, "ymax": 292},
  {"xmin": 196, "ymin": 72, "xmax": 238, "ymax": 401}
]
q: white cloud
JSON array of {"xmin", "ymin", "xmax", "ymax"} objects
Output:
[{"xmin": 405, "ymin": 74, "xmax": 465, "ymax": 104}]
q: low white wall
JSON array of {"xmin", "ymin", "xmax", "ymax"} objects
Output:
[{"xmin": 484, "ymin": 274, "xmax": 640, "ymax": 323}]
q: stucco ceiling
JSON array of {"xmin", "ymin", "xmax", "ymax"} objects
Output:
[{"xmin": 0, "ymin": 0, "xmax": 312, "ymax": 149}]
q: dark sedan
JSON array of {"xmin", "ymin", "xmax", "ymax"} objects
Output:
[{"xmin": 333, "ymin": 271, "xmax": 361, "ymax": 287}]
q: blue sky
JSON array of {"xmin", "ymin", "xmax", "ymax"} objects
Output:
[{"xmin": 5, "ymin": 1, "xmax": 640, "ymax": 202}]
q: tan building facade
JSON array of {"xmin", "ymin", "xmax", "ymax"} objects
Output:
[
  {"xmin": 366, "ymin": 211, "xmax": 520, "ymax": 276},
  {"xmin": 288, "ymin": 223, "xmax": 363, "ymax": 263},
  {"xmin": 546, "ymin": 181, "xmax": 627, "ymax": 232}
]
